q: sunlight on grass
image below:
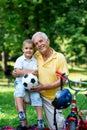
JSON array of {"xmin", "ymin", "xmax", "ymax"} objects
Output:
[
  {"xmin": 68, "ymin": 64, "xmax": 87, "ymax": 81},
  {"xmin": 0, "ymin": 86, "xmax": 15, "ymax": 92},
  {"xmin": 69, "ymin": 72, "xmax": 87, "ymax": 81}
]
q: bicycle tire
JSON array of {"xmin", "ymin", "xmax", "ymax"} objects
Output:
[{"xmin": 68, "ymin": 121, "xmax": 76, "ymax": 130}]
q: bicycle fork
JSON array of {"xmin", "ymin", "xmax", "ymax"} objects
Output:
[
  {"xmin": 78, "ymin": 112, "xmax": 87, "ymax": 130},
  {"xmin": 65, "ymin": 92, "xmax": 78, "ymax": 129}
]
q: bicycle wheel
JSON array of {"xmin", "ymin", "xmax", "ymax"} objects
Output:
[{"xmin": 68, "ymin": 121, "xmax": 76, "ymax": 130}]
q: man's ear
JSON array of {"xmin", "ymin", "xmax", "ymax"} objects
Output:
[{"xmin": 47, "ymin": 39, "xmax": 50, "ymax": 45}]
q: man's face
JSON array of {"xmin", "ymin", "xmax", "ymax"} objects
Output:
[{"xmin": 33, "ymin": 34, "xmax": 49, "ymax": 54}]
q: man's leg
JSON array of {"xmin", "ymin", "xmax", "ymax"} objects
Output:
[{"xmin": 42, "ymin": 96, "xmax": 65, "ymax": 130}]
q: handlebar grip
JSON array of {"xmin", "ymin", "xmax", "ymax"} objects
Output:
[{"xmin": 56, "ymin": 71, "xmax": 67, "ymax": 81}]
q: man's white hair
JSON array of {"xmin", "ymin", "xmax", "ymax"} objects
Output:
[{"xmin": 32, "ymin": 32, "xmax": 48, "ymax": 41}]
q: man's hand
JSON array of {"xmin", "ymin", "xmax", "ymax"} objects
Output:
[{"xmin": 30, "ymin": 83, "xmax": 45, "ymax": 92}]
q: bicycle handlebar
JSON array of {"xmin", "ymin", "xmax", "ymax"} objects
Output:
[
  {"xmin": 56, "ymin": 71, "xmax": 87, "ymax": 92},
  {"xmin": 69, "ymin": 79, "xmax": 87, "ymax": 85}
]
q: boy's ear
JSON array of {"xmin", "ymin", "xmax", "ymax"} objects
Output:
[{"xmin": 22, "ymin": 48, "xmax": 23, "ymax": 52}]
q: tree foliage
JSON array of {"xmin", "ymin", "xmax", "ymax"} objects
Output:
[{"xmin": 0, "ymin": 0, "xmax": 87, "ymax": 66}]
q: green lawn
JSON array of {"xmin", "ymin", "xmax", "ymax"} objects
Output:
[
  {"xmin": 0, "ymin": 65, "xmax": 87, "ymax": 128},
  {"xmin": 0, "ymin": 86, "xmax": 87, "ymax": 128},
  {"xmin": 0, "ymin": 86, "xmax": 47, "ymax": 128}
]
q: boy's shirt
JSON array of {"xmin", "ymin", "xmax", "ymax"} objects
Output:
[{"xmin": 14, "ymin": 54, "xmax": 38, "ymax": 82}]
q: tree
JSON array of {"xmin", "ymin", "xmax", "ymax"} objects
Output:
[{"xmin": 0, "ymin": 0, "xmax": 87, "ymax": 76}]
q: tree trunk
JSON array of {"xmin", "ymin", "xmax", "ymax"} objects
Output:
[{"xmin": 1, "ymin": 51, "xmax": 7, "ymax": 77}]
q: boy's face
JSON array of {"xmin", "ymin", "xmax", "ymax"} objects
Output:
[{"xmin": 22, "ymin": 43, "xmax": 34, "ymax": 59}]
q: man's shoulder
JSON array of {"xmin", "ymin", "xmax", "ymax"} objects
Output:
[
  {"xmin": 53, "ymin": 49, "xmax": 65, "ymax": 58},
  {"xmin": 57, "ymin": 52, "xmax": 65, "ymax": 57},
  {"xmin": 34, "ymin": 51, "xmax": 40, "ymax": 58}
]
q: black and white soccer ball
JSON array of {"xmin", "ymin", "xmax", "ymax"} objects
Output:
[{"xmin": 22, "ymin": 73, "xmax": 38, "ymax": 90}]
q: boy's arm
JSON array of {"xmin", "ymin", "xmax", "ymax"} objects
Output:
[{"xmin": 12, "ymin": 68, "xmax": 38, "ymax": 77}]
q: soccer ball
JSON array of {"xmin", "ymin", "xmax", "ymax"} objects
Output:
[{"xmin": 22, "ymin": 73, "xmax": 38, "ymax": 90}]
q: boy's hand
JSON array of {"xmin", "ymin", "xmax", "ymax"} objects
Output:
[
  {"xmin": 12, "ymin": 69, "xmax": 18, "ymax": 77},
  {"xmin": 32, "ymin": 70, "xmax": 38, "ymax": 76}
]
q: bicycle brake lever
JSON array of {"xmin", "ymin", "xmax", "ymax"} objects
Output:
[{"xmin": 56, "ymin": 71, "xmax": 67, "ymax": 81}]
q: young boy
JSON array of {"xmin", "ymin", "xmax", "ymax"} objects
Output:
[{"xmin": 14, "ymin": 39, "xmax": 44, "ymax": 130}]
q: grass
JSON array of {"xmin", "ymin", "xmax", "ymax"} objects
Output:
[
  {"xmin": 0, "ymin": 86, "xmax": 87, "ymax": 128},
  {"xmin": 0, "ymin": 65, "xmax": 87, "ymax": 128},
  {"xmin": 0, "ymin": 86, "xmax": 47, "ymax": 128},
  {"xmin": 63, "ymin": 91, "xmax": 87, "ymax": 117},
  {"xmin": 0, "ymin": 86, "xmax": 18, "ymax": 127}
]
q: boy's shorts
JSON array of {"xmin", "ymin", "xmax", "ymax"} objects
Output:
[
  {"xmin": 14, "ymin": 81, "xmax": 42, "ymax": 106},
  {"xmin": 30, "ymin": 92, "xmax": 42, "ymax": 106},
  {"xmin": 14, "ymin": 81, "xmax": 25, "ymax": 97}
]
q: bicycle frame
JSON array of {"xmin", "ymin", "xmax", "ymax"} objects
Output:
[
  {"xmin": 65, "ymin": 89, "xmax": 87, "ymax": 130},
  {"xmin": 66, "ymin": 85, "xmax": 87, "ymax": 130},
  {"xmin": 56, "ymin": 71, "xmax": 87, "ymax": 130}
]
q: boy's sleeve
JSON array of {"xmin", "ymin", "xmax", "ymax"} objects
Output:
[
  {"xmin": 14, "ymin": 58, "xmax": 23, "ymax": 69},
  {"xmin": 32, "ymin": 59, "xmax": 38, "ymax": 70}
]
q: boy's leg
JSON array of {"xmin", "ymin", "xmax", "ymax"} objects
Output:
[
  {"xmin": 30, "ymin": 92, "xmax": 44, "ymax": 130},
  {"xmin": 35, "ymin": 106, "xmax": 43, "ymax": 119},
  {"xmin": 15, "ymin": 97, "xmax": 25, "ymax": 111},
  {"xmin": 14, "ymin": 82, "xmax": 28, "ymax": 128},
  {"xmin": 35, "ymin": 106, "xmax": 44, "ymax": 130},
  {"xmin": 15, "ymin": 97, "xmax": 27, "ymax": 127}
]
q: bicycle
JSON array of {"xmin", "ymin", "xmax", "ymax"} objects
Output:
[{"xmin": 53, "ymin": 71, "xmax": 87, "ymax": 130}]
